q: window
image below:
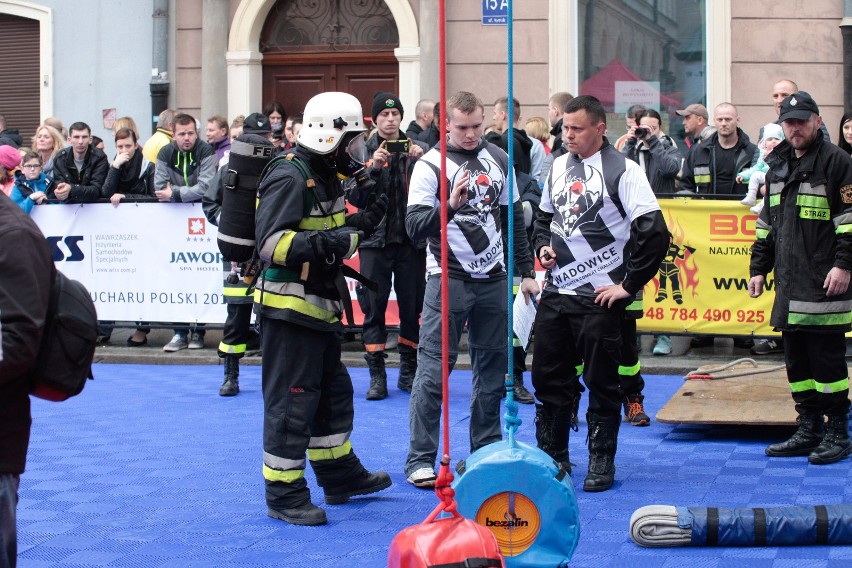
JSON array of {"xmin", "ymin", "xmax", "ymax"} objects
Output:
[{"xmin": 577, "ymin": 0, "xmax": 706, "ymax": 153}]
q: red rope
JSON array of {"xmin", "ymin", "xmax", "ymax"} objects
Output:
[{"xmin": 435, "ymin": 0, "xmax": 455, "ymax": 511}]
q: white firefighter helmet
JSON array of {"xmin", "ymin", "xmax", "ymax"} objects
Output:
[{"xmin": 298, "ymin": 92, "xmax": 366, "ymax": 154}]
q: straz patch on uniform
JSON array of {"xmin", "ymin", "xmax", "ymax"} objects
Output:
[
  {"xmin": 799, "ymin": 206, "xmax": 829, "ymax": 220},
  {"xmin": 840, "ymin": 184, "xmax": 852, "ymax": 204}
]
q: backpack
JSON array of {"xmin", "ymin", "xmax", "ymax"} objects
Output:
[{"xmin": 30, "ymin": 270, "xmax": 98, "ymax": 401}]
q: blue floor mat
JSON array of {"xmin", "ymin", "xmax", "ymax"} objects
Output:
[{"xmin": 17, "ymin": 364, "xmax": 852, "ymax": 567}]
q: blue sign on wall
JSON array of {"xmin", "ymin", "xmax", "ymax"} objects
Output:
[{"xmin": 482, "ymin": 0, "xmax": 508, "ymax": 26}]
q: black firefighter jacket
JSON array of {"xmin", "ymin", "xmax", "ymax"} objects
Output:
[{"xmin": 750, "ymin": 132, "xmax": 852, "ymax": 332}]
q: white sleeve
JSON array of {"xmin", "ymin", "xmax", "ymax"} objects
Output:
[
  {"xmin": 621, "ymin": 159, "xmax": 661, "ymax": 221},
  {"xmin": 503, "ymin": 169, "xmax": 520, "ymax": 205},
  {"xmin": 407, "ymin": 156, "xmax": 439, "ymax": 208}
]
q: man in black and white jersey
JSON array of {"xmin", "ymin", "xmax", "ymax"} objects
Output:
[
  {"xmin": 403, "ymin": 91, "xmax": 540, "ymax": 488},
  {"xmin": 532, "ymin": 95, "xmax": 668, "ymax": 492}
]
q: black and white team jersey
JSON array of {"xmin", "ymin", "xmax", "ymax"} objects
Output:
[
  {"xmin": 406, "ymin": 140, "xmax": 520, "ymax": 280},
  {"xmin": 540, "ymin": 143, "xmax": 660, "ymax": 296}
]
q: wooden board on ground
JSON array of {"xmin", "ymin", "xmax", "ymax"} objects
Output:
[{"xmin": 656, "ymin": 362, "xmax": 798, "ymax": 426}]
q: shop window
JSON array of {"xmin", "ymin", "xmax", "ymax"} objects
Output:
[{"xmin": 577, "ymin": 0, "xmax": 706, "ymax": 153}]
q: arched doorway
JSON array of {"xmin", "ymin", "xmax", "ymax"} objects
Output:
[
  {"xmin": 260, "ymin": 0, "xmax": 399, "ymax": 123},
  {"xmin": 227, "ymin": 0, "xmax": 420, "ymax": 123}
]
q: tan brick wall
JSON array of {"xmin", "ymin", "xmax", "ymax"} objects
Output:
[
  {"xmin": 175, "ymin": 0, "xmax": 203, "ymax": 120},
  {"xmin": 445, "ymin": 1, "xmax": 551, "ymax": 124},
  {"xmin": 732, "ymin": 0, "xmax": 844, "ymax": 142}
]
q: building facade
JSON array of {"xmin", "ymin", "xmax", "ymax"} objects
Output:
[{"xmin": 0, "ymin": 0, "xmax": 847, "ymax": 155}]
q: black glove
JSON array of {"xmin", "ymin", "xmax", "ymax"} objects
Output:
[
  {"xmin": 310, "ymin": 228, "xmax": 362, "ymax": 264},
  {"xmin": 347, "ymin": 193, "xmax": 388, "ymax": 238}
]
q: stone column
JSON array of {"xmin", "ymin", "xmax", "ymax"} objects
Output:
[
  {"xmin": 418, "ymin": 1, "xmax": 439, "ymax": 101},
  {"xmin": 201, "ymin": 0, "xmax": 229, "ymax": 121}
]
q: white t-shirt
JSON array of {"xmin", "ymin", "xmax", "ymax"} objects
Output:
[
  {"xmin": 540, "ymin": 145, "xmax": 660, "ymax": 295},
  {"xmin": 408, "ymin": 142, "xmax": 519, "ymax": 279}
]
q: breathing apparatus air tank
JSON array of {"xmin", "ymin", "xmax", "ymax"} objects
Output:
[{"xmin": 217, "ymin": 138, "xmax": 275, "ymax": 262}]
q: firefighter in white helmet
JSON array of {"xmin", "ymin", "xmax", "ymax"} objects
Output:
[{"xmin": 254, "ymin": 92, "xmax": 390, "ymax": 525}]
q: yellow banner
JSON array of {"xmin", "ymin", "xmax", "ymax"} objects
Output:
[{"xmin": 637, "ymin": 197, "xmax": 777, "ymax": 336}]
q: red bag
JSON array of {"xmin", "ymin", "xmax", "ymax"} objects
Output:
[{"xmin": 388, "ymin": 513, "xmax": 504, "ymax": 568}]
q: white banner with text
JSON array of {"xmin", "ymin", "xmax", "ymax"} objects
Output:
[{"xmin": 32, "ymin": 203, "xmax": 228, "ymax": 323}]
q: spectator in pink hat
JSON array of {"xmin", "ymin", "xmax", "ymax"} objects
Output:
[{"xmin": 0, "ymin": 145, "xmax": 22, "ymax": 197}]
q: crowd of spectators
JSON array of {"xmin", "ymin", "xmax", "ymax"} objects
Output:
[{"xmin": 3, "ymin": 79, "xmax": 848, "ymax": 358}]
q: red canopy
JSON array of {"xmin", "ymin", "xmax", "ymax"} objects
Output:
[{"xmin": 580, "ymin": 59, "xmax": 681, "ymax": 111}]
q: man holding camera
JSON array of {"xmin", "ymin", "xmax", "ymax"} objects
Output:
[{"xmin": 349, "ymin": 92, "xmax": 430, "ymax": 400}]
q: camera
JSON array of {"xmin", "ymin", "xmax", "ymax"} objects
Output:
[
  {"xmin": 634, "ymin": 127, "xmax": 649, "ymax": 139},
  {"xmin": 386, "ymin": 139, "xmax": 410, "ymax": 153}
]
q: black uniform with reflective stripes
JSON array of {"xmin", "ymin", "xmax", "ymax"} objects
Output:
[
  {"xmin": 254, "ymin": 147, "xmax": 369, "ymax": 508},
  {"xmin": 750, "ymin": 132, "xmax": 852, "ymax": 416}
]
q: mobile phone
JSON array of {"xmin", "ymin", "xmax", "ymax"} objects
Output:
[{"xmin": 386, "ymin": 139, "xmax": 410, "ymax": 153}]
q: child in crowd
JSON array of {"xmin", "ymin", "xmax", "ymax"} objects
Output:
[
  {"xmin": 11, "ymin": 151, "xmax": 52, "ymax": 215},
  {"xmin": 737, "ymin": 122, "xmax": 784, "ymax": 215}
]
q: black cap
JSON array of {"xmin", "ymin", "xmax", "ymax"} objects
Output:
[
  {"xmin": 778, "ymin": 91, "xmax": 819, "ymax": 123},
  {"xmin": 243, "ymin": 112, "xmax": 272, "ymax": 134},
  {"xmin": 371, "ymin": 92, "xmax": 404, "ymax": 123}
]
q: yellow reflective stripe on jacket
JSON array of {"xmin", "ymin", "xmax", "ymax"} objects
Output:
[
  {"xmin": 755, "ymin": 228, "xmax": 769, "ymax": 239},
  {"xmin": 307, "ymin": 440, "xmax": 353, "ymax": 462},
  {"xmin": 796, "ymin": 194, "xmax": 830, "ymax": 209},
  {"xmin": 272, "ymin": 230, "xmax": 298, "ymax": 265},
  {"xmin": 694, "ymin": 166, "xmax": 710, "ymax": 185},
  {"xmin": 835, "ymin": 213, "xmax": 852, "ymax": 234},
  {"xmin": 259, "ymin": 229, "xmax": 286, "ymax": 263},
  {"xmin": 298, "ymin": 194, "xmax": 346, "ymax": 231},
  {"xmin": 787, "ymin": 297, "xmax": 852, "ymax": 326},
  {"xmin": 789, "ymin": 377, "xmax": 849, "ymax": 394},
  {"xmin": 788, "ymin": 311, "xmax": 852, "ymax": 326},
  {"xmin": 769, "ymin": 194, "xmax": 781, "ymax": 207},
  {"xmin": 299, "ymin": 211, "xmax": 346, "ymax": 231},
  {"xmin": 254, "ymin": 284, "xmax": 341, "ymax": 323},
  {"xmin": 223, "ymin": 286, "xmax": 249, "ymax": 297}
]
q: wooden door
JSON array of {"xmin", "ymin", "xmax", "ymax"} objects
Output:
[
  {"xmin": 259, "ymin": 0, "xmax": 399, "ymax": 125},
  {"xmin": 262, "ymin": 54, "xmax": 398, "ymax": 124}
]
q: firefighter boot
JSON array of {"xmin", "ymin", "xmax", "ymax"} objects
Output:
[
  {"xmin": 397, "ymin": 344, "xmax": 417, "ymax": 392},
  {"xmin": 364, "ymin": 351, "xmax": 388, "ymax": 400},
  {"xmin": 534, "ymin": 404, "xmax": 572, "ymax": 473},
  {"xmin": 512, "ymin": 374, "xmax": 535, "ymax": 404},
  {"xmin": 311, "ymin": 450, "xmax": 392, "ymax": 505},
  {"xmin": 584, "ymin": 413, "xmax": 620, "ymax": 492},
  {"xmin": 219, "ymin": 354, "xmax": 240, "ymax": 396},
  {"xmin": 808, "ymin": 414, "xmax": 852, "ymax": 464},
  {"xmin": 266, "ymin": 478, "xmax": 327, "ymax": 526},
  {"xmin": 765, "ymin": 414, "xmax": 824, "ymax": 457},
  {"xmin": 267, "ymin": 501, "xmax": 327, "ymax": 526}
]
